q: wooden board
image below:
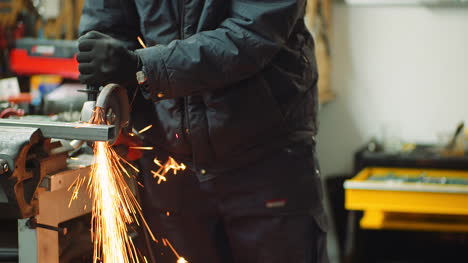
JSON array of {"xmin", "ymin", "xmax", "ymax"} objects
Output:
[{"xmin": 305, "ymin": 0, "xmax": 335, "ymax": 104}]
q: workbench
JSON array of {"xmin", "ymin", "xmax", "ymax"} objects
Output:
[
  {"xmin": 0, "ymin": 124, "xmax": 96, "ymax": 262},
  {"xmin": 343, "ymin": 143, "xmax": 468, "ymax": 263}
]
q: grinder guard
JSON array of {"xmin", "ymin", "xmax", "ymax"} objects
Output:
[{"xmin": 80, "ymin": 84, "xmax": 130, "ymax": 145}]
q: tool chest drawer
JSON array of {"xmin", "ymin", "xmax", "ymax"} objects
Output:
[{"xmin": 344, "ymin": 167, "xmax": 468, "ymax": 231}]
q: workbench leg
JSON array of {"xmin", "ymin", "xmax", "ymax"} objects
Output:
[
  {"xmin": 18, "ymin": 218, "xmax": 38, "ymax": 263},
  {"xmin": 36, "ymin": 226, "xmax": 59, "ymax": 263}
]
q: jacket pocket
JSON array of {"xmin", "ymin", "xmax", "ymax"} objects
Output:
[
  {"xmin": 219, "ymin": 144, "xmax": 326, "ymax": 220},
  {"xmin": 204, "ymin": 76, "xmax": 287, "ymax": 159}
]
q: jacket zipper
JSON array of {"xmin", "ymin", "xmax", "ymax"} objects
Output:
[
  {"xmin": 179, "ymin": 1, "xmax": 191, "ymax": 141},
  {"xmin": 179, "ymin": 1, "xmax": 196, "ymax": 169},
  {"xmin": 179, "ymin": 0, "xmax": 185, "ymax": 40}
]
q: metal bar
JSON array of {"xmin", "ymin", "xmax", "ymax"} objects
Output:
[
  {"xmin": 18, "ymin": 218, "xmax": 36, "ymax": 263},
  {"xmin": 0, "ymin": 119, "xmax": 115, "ymax": 141},
  {"xmin": 26, "ymin": 218, "xmax": 68, "ymax": 235}
]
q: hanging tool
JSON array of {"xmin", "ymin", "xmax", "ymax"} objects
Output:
[{"xmin": 446, "ymin": 121, "xmax": 465, "ymax": 151}]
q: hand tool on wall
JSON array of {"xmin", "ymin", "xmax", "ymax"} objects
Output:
[{"xmin": 446, "ymin": 122, "xmax": 465, "ymax": 151}]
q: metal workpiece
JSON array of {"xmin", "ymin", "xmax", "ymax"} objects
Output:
[{"xmin": 0, "ymin": 119, "xmax": 116, "ymax": 142}]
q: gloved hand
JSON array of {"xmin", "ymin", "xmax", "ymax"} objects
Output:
[
  {"xmin": 112, "ymin": 131, "xmax": 144, "ymax": 161},
  {"xmin": 77, "ymin": 31, "xmax": 141, "ymax": 87}
]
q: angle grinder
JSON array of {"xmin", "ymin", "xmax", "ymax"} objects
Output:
[{"xmin": 79, "ymin": 84, "xmax": 130, "ymax": 145}]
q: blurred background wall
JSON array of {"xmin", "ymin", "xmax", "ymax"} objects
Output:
[{"xmin": 317, "ymin": 5, "xmax": 468, "ymax": 177}]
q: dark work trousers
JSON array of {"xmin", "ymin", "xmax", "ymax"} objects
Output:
[{"xmin": 137, "ymin": 143, "xmax": 329, "ymax": 263}]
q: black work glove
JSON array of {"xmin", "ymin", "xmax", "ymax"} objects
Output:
[{"xmin": 77, "ymin": 31, "xmax": 141, "ymax": 87}]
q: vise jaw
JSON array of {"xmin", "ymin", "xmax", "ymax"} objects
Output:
[{"xmin": 0, "ymin": 126, "xmax": 67, "ymax": 219}]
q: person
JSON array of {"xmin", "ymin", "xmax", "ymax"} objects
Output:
[{"xmin": 77, "ymin": 0, "xmax": 329, "ymax": 262}]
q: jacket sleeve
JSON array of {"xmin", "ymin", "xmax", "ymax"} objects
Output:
[
  {"xmin": 79, "ymin": 0, "xmax": 140, "ymax": 50},
  {"xmin": 135, "ymin": 0, "xmax": 307, "ymax": 101}
]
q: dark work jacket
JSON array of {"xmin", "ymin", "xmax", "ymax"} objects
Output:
[{"xmin": 79, "ymin": 0, "xmax": 319, "ymax": 177}]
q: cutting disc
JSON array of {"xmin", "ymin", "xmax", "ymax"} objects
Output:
[{"xmin": 95, "ymin": 84, "xmax": 129, "ymax": 145}]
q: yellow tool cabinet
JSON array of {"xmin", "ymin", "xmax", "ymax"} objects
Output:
[{"xmin": 344, "ymin": 167, "xmax": 468, "ymax": 232}]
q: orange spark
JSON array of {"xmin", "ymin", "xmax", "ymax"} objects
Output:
[
  {"xmin": 151, "ymin": 157, "xmax": 186, "ymax": 184},
  {"xmin": 137, "ymin": 125, "xmax": 153, "ymax": 134},
  {"xmin": 129, "ymin": 146, "xmax": 154, "ymax": 150},
  {"xmin": 68, "ymin": 164, "xmax": 87, "ymax": 168},
  {"xmin": 151, "ymin": 171, "xmax": 167, "ymax": 184},
  {"xmin": 68, "ymin": 175, "xmax": 85, "ymax": 208},
  {"xmin": 162, "ymin": 238, "xmax": 188, "ymax": 263},
  {"xmin": 90, "ymin": 141, "xmax": 142, "ymax": 263},
  {"xmin": 87, "ymin": 107, "xmax": 157, "ymax": 263},
  {"xmin": 67, "ymin": 106, "xmax": 189, "ymax": 263},
  {"xmin": 67, "ymin": 174, "xmax": 81, "ymax": 191},
  {"xmin": 137, "ymin": 36, "xmax": 147, "ymax": 48},
  {"xmin": 119, "ymin": 157, "xmax": 140, "ymax": 174}
]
